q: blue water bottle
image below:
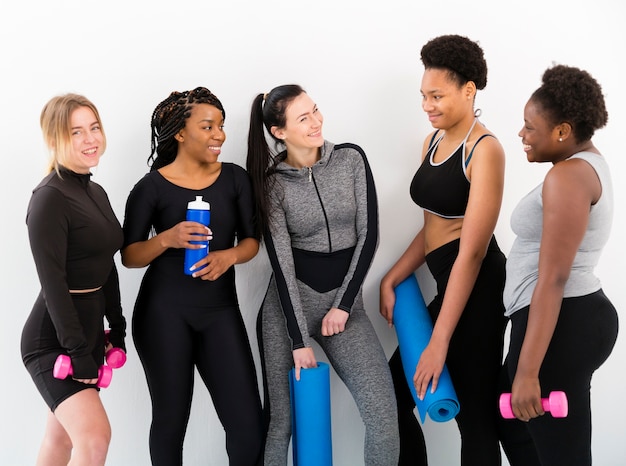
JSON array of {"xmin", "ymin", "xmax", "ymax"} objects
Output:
[{"xmin": 184, "ymin": 195, "xmax": 210, "ymax": 275}]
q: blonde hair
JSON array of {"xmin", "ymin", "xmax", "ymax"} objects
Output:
[{"xmin": 40, "ymin": 94, "xmax": 106, "ymax": 174}]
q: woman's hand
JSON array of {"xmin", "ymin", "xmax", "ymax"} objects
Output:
[
  {"xmin": 321, "ymin": 308, "xmax": 349, "ymax": 337},
  {"xmin": 413, "ymin": 338, "xmax": 448, "ymax": 400},
  {"xmin": 74, "ymin": 378, "xmax": 99, "ymax": 385},
  {"xmin": 190, "ymin": 249, "xmax": 235, "ymax": 281},
  {"xmin": 292, "ymin": 347, "xmax": 317, "ymax": 381},
  {"xmin": 379, "ymin": 280, "xmax": 396, "ymax": 327},
  {"xmin": 163, "ymin": 221, "xmax": 212, "ymax": 250},
  {"xmin": 510, "ymin": 375, "xmax": 544, "ymax": 422}
]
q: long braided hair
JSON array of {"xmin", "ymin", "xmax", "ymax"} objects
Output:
[{"xmin": 148, "ymin": 87, "xmax": 225, "ymax": 171}]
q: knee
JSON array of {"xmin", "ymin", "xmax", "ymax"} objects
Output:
[
  {"xmin": 77, "ymin": 425, "xmax": 111, "ymax": 464},
  {"xmin": 44, "ymin": 424, "xmax": 73, "ymax": 452}
]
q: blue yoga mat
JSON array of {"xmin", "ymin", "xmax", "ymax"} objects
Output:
[
  {"xmin": 289, "ymin": 361, "xmax": 333, "ymax": 466},
  {"xmin": 393, "ymin": 274, "xmax": 460, "ymax": 423}
]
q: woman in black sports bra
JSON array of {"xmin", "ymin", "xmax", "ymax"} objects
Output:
[{"xmin": 380, "ymin": 35, "xmax": 507, "ymax": 465}]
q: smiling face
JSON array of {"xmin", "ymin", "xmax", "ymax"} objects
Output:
[
  {"xmin": 519, "ymin": 98, "xmax": 561, "ymax": 163},
  {"xmin": 176, "ymin": 103, "xmax": 226, "ymax": 164},
  {"xmin": 420, "ymin": 68, "xmax": 474, "ymax": 130},
  {"xmin": 65, "ymin": 106, "xmax": 105, "ymax": 173},
  {"xmin": 271, "ymin": 92, "xmax": 324, "ymax": 151}
]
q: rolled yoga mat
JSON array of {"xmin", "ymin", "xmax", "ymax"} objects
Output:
[
  {"xmin": 289, "ymin": 361, "xmax": 333, "ymax": 466},
  {"xmin": 393, "ymin": 273, "xmax": 460, "ymax": 423}
]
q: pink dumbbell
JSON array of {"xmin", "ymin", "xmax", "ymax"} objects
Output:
[
  {"xmin": 106, "ymin": 347, "xmax": 127, "ymax": 369},
  {"xmin": 53, "ymin": 354, "xmax": 112, "ymax": 388},
  {"xmin": 104, "ymin": 330, "xmax": 127, "ymax": 369},
  {"xmin": 499, "ymin": 391, "xmax": 568, "ymax": 419}
]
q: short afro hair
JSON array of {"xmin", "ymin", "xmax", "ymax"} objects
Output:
[
  {"xmin": 530, "ymin": 64, "xmax": 607, "ymax": 143},
  {"xmin": 420, "ymin": 34, "xmax": 487, "ymax": 90}
]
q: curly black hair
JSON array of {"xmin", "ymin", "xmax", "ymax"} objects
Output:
[
  {"xmin": 530, "ymin": 65, "xmax": 607, "ymax": 143},
  {"xmin": 420, "ymin": 34, "xmax": 488, "ymax": 90},
  {"xmin": 148, "ymin": 87, "xmax": 225, "ymax": 170}
]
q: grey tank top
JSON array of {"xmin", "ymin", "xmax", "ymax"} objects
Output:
[{"xmin": 503, "ymin": 151, "xmax": 613, "ymax": 316}]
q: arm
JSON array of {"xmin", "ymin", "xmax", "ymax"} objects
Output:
[
  {"xmin": 192, "ymin": 237, "xmax": 259, "ymax": 280},
  {"xmin": 27, "ymin": 187, "xmax": 98, "ymax": 379},
  {"xmin": 330, "ymin": 145, "xmax": 378, "ymax": 313},
  {"xmin": 264, "ymin": 187, "xmax": 318, "ymax": 378},
  {"xmin": 379, "ymin": 229, "xmax": 426, "ymax": 326},
  {"xmin": 121, "ymin": 222, "xmax": 211, "ymax": 268},
  {"xmin": 414, "ymin": 135, "xmax": 505, "ymax": 399},
  {"xmin": 120, "ymin": 174, "xmax": 211, "ymax": 269},
  {"xmin": 510, "ymin": 159, "xmax": 599, "ymax": 420},
  {"xmin": 192, "ymin": 165, "xmax": 260, "ymax": 280},
  {"xmin": 322, "ymin": 146, "xmax": 378, "ymax": 336},
  {"xmin": 379, "ymin": 134, "xmax": 434, "ymax": 326},
  {"xmin": 102, "ymin": 263, "xmax": 127, "ymax": 352}
]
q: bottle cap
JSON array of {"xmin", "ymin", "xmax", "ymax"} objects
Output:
[{"xmin": 187, "ymin": 195, "xmax": 210, "ymax": 210}]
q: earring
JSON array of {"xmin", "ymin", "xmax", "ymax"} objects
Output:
[{"xmin": 559, "ymin": 137, "xmax": 563, "ymax": 142}]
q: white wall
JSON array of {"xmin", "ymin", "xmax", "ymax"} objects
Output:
[{"xmin": 1, "ymin": 1, "xmax": 624, "ymax": 465}]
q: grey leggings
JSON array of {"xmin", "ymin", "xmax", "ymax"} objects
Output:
[{"xmin": 259, "ymin": 276, "xmax": 399, "ymax": 466}]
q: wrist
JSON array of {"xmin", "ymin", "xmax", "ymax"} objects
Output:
[
  {"xmin": 158, "ymin": 231, "xmax": 170, "ymax": 249},
  {"xmin": 381, "ymin": 274, "xmax": 396, "ymax": 290},
  {"xmin": 429, "ymin": 330, "xmax": 451, "ymax": 350},
  {"xmin": 515, "ymin": 364, "xmax": 540, "ymax": 379}
]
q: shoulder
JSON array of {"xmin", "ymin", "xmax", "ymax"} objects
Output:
[
  {"xmin": 544, "ymin": 157, "xmax": 599, "ymax": 204},
  {"xmin": 471, "ymin": 129, "xmax": 505, "ymax": 158},
  {"xmin": 220, "ymin": 163, "xmax": 253, "ymax": 195},
  {"xmin": 28, "ymin": 182, "xmax": 70, "ymax": 226},
  {"xmin": 88, "ymin": 178, "xmax": 109, "ymax": 196},
  {"xmin": 222, "ymin": 162, "xmax": 251, "ymax": 183},
  {"xmin": 31, "ymin": 183, "xmax": 67, "ymax": 205},
  {"xmin": 131, "ymin": 170, "xmax": 161, "ymax": 190},
  {"xmin": 31, "ymin": 172, "xmax": 71, "ymax": 204},
  {"xmin": 222, "ymin": 162, "xmax": 247, "ymax": 176},
  {"xmin": 468, "ymin": 129, "xmax": 505, "ymax": 170},
  {"xmin": 126, "ymin": 170, "xmax": 162, "ymax": 203},
  {"xmin": 331, "ymin": 142, "xmax": 370, "ymax": 167},
  {"xmin": 333, "ymin": 142, "xmax": 365, "ymax": 157},
  {"xmin": 548, "ymin": 155, "xmax": 597, "ymax": 179}
]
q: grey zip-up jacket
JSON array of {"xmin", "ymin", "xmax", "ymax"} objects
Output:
[{"xmin": 264, "ymin": 140, "xmax": 378, "ymax": 350}]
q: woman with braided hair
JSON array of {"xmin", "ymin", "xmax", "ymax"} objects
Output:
[{"xmin": 121, "ymin": 87, "xmax": 263, "ymax": 465}]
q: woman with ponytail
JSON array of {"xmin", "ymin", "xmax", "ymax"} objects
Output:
[{"xmin": 247, "ymin": 84, "xmax": 399, "ymax": 465}]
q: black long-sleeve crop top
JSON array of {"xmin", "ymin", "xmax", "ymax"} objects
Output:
[{"xmin": 26, "ymin": 167, "xmax": 125, "ymax": 377}]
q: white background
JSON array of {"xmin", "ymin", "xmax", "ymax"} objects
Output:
[{"xmin": 1, "ymin": 1, "xmax": 624, "ymax": 465}]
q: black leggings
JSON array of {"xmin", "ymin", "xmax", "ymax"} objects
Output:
[
  {"xmin": 391, "ymin": 236, "xmax": 507, "ymax": 466},
  {"xmin": 133, "ymin": 300, "xmax": 263, "ymax": 466},
  {"xmin": 498, "ymin": 290, "xmax": 618, "ymax": 466}
]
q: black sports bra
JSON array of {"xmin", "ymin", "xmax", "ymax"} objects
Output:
[{"xmin": 410, "ymin": 119, "xmax": 494, "ymax": 218}]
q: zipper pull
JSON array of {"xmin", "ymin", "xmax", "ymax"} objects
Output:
[{"xmin": 307, "ymin": 166, "xmax": 312, "ymax": 182}]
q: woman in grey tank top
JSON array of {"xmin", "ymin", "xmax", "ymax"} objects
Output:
[{"xmin": 499, "ymin": 65, "xmax": 618, "ymax": 466}]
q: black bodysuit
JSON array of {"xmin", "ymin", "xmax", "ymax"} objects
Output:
[
  {"xmin": 21, "ymin": 166, "xmax": 126, "ymax": 410},
  {"xmin": 122, "ymin": 163, "xmax": 263, "ymax": 465}
]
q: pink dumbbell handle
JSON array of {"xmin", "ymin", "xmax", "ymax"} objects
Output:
[
  {"xmin": 106, "ymin": 347, "xmax": 127, "ymax": 369},
  {"xmin": 500, "ymin": 391, "xmax": 568, "ymax": 419},
  {"xmin": 53, "ymin": 355, "xmax": 112, "ymax": 388}
]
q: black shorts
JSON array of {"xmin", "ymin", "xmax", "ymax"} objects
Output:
[
  {"xmin": 22, "ymin": 291, "xmax": 104, "ymax": 411},
  {"xmin": 24, "ymin": 353, "xmax": 99, "ymax": 412}
]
